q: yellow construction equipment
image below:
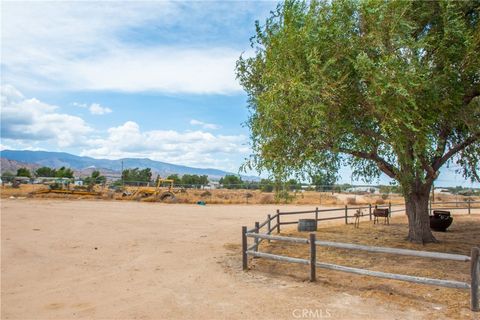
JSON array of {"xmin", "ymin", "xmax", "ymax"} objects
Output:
[
  {"xmin": 122, "ymin": 178, "xmax": 176, "ymax": 202},
  {"xmin": 32, "ymin": 179, "xmax": 101, "ymax": 196}
]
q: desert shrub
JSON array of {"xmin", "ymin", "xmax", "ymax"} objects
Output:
[
  {"xmin": 103, "ymin": 191, "xmax": 115, "ymax": 199},
  {"xmin": 346, "ymin": 197, "xmax": 357, "ymax": 205},
  {"xmin": 217, "ymin": 193, "xmax": 230, "ymax": 200},
  {"xmin": 200, "ymin": 190, "xmax": 212, "ymax": 197},
  {"xmin": 259, "ymin": 194, "xmax": 274, "ymax": 204},
  {"xmin": 381, "ymin": 193, "xmax": 389, "ymax": 200},
  {"xmin": 275, "ymin": 190, "xmax": 294, "ymax": 203}
]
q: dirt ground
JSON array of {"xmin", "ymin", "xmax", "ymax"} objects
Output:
[{"xmin": 1, "ymin": 199, "xmax": 479, "ymax": 320}]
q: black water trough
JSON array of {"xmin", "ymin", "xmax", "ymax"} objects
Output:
[
  {"xmin": 298, "ymin": 219, "xmax": 317, "ymax": 232},
  {"xmin": 430, "ymin": 210, "xmax": 453, "ymax": 232}
]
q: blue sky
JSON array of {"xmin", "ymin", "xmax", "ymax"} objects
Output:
[{"xmin": 0, "ymin": 1, "xmax": 477, "ymax": 187}]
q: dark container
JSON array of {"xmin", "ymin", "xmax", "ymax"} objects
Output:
[
  {"xmin": 430, "ymin": 211, "xmax": 453, "ymax": 232},
  {"xmin": 298, "ymin": 219, "xmax": 317, "ymax": 232}
]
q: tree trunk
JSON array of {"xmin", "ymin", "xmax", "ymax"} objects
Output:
[{"xmin": 405, "ymin": 187, "xmax": 437, "ymax": 243}]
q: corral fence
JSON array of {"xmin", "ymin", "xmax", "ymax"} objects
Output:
[{"xmin": 241, "ymin": 200, "xmax": 480, "ymax": 311}]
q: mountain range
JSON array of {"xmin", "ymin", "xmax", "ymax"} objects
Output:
[{"xmin": 0, "ymin": 150, "xmax": 257, "ymax": 180}]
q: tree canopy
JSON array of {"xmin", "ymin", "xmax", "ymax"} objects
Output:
[
  {"xmin": 122, "ymin": 168, "xmax": 152, "ymax": 184},
  {"xmin": 35, "ymin": 167, "xmax": 56, "ymax": 177},
  {"xmin": 180, "ymin": 174, "xmax": 209, "ymax": 187},
  {"xmin": 83, "ymin": 170, "xmax": 106, "ymax": 185},
  {"xmin": 219, "ymin": 175, "xmax": 244, "ymax": 189},
  {"xmin": 236, "ymin": 0, "xmax": 480, "ymax": 243},
  {"xmin": 55, "ymin": 167, "xmax": 74, "ymax": 178},
  {"xmin": 311, "ymin": 171, "xmax": 337, "ymax": 191},
  {"xmin": 16, "ymin": 167, "xmax": 31, "ymax": 178}
]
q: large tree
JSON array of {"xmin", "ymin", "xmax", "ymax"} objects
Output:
[
  {"xmin": 35, "ymin": 166, "xmax": 56, "ymax": 177},
  {"xmin": 16, "ymin": 167, "xmax": 31, "ymax": 178},
  {"xmin": 236, "ymin": 0, "xmax": 480, "ymax": 243}
]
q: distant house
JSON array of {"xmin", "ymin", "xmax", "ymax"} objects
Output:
[
  {"xmin": 13, "ymin": 176, "xmax": 31, "ymax": 184},
  {"xmin": 34, "ymin": 177, "xmax": 72, "ymax": 185},
  {"xmin": 346, "ymin": 186, "xmax": 380, "ymax": 194},
  {"xmin": 74, "ymin": 180, "xmax": 84, "ymax": 186},
  {"xmin": 434, "ymin": 188, "xmax": 452, "ymax": 195},
  {"xmin": 204, "ymin": 181, "xmax": 220, "ymax": 190}
]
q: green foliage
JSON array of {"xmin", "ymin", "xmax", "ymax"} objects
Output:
[
  {"xmin": 286, "ymin": 178, "xmax": 301, "ymax": 191},
  {"xmin": 274, "ymin": 189, "xmax": 295, "ymax": 203},
  {"xmin": 16, "ymin": 167, "xmax": 31, "ymax": 177},
  {"xmin": 55, "ymin": 167, "xmax": 74, "ymax": 178},
  {"xmin": 83, "ymin": 170, "xmax": 106, "ymax": 185},
  {"xmin": 34, "ymin": 166, "xmax": 73, "ymax": 179},
  {"xmin": 122, "ymin": 168, "xmax": 152, "ymax": 184},
  {"xmin": 379, "ymin": 184, "xmax": 403, "ymax": 194},
  {"xmin": 219, "ymin": 175, "xmax": 244, "ymax": 189},
  {"xmin": 180, "ymin": 174, "xmax": 209, "ymax": 187},
  {"xmin": 1, "ymin": 171, "xmax": 16, "ymax": 182},
  {"xmin": 35, "ymin": 167, "xmax": 56, "ymax": 177},
  {"xmin": 260, "ymin": 178, "xmax": 274, "ymax": 192},
  {"xmin": 50, "ymin": 182, "xmax": 62, "ymax": 190},
  {"xmin": 166, "ymin": 174, "xmax": 181, "ymax": 184},
  {"xmin": 310, "ymin": 171, "xmax": 337, "ymax": 191},
  {"xmin": 236, "ymin": 0, "xmax": 480, "ymax": 196}
]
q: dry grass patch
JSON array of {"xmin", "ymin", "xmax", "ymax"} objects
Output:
[
  {"xmin": 251, "ymin": 214, "xmax": 480, "ymax": 319},
  {"xmin": 2, "ymin": 185, "xmax": 478, "ymax": 208}
]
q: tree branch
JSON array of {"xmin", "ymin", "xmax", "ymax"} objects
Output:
[
  {"xmin": 353, "ymin": 127, "xmax": 388, "ymax": 144},
  {"xmin": 423, "ymin": 124, "xmax": 450, "ymax": 180},
  {"xmin": 338, "ymin": 147, "xmax": 397, "ymax": 179},
  {"xmin": 432, "ymin": 133, "xmax": 480, "ymax": 171}
]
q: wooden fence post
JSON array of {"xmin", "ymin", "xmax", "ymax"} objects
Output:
[
  {"xmin": 276, "ymin": 209, "xmax": 280, "ymax": 233},
  {"xmin": 471, "ymin": 247, "xmax": 479, "ymax": 312},
  {"xmin": 310, "ymin": 233, "xmax": 316, "ymax": 282},
  {"xmin": 468, "ymin": 199, "xmax": 472, "ymax": 215},
  {"xmin": 315, "ymin": 207, "xmax": 319, "ymax": 222},
  {"xmin": 388, "ymin": 202, "xmax": 392, "ymax": 217},
  {"xmin": 267, "ymin": 214, "xmax": 271, "ymax": 243},
  {"xmin": 344, "ymin": 205, "xmax": 348, "ymax": 224},
  {"xmin": 267, "ymin": 214, "xmax": 271, "ymax": 233},
  {"xmin": 254, "ymin": 222, "xmax": 259, "ymax": 252},
  {"xmin": 242, "ymin": 226, "xmax": 248, "ymax": 270},
  {"xmin": 369, "ymin": 204, "xmax": 372, "ymax": 221}
]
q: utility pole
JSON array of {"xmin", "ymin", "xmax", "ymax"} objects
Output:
[{"xmin": 121, "ymin": 160, "xmax": 124, "ymax": 187}]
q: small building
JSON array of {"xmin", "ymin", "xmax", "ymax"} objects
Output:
[
  {"xmin": 346, "ymin": 186, "xmax": 380, "ymax": 194},
  {"xmin": 204, "ymin": 181, "xmax": 220, "ymax": 190}
]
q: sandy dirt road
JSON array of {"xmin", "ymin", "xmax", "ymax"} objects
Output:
[{"xmin": 2, "ymin": 199, "xmax": 432, "ymax": 319}]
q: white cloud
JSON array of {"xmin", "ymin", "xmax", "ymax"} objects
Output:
[
  {"xmin": 81, "ymin": 121, "xmax": 249, "ymax": 169},
  {"xmin": 190, "ymin": 119, "xmax": 221, "ymax": 130},
  {"xmin": 0, "ymin": 85, "xmax": 250, "ymax": 172},
  {"xmin": 73, "ymin": 102, "xmax": 112, "ymax": 115},
  {"xmin": 1, "ymin": 85, "xmax": 92, "ymax": 147},
  {"xmin": 1, "ymin": 2, "xmax": 244, "ymax": 94},
  {"xmin": 89, "ymin": 103, "xmax": 112, "ymax": 115}
]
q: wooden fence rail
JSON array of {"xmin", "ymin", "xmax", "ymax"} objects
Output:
[
  {"xmin": 273, "ymin": 200, "xmax": 479, "ymax": 232},
  {"xmin": 241, "ymin": 200, "xmax": 480, "ymax": 311},
  {"xmin": 242, "ymin": 231, "xmax": 479, "ymax": 311}
]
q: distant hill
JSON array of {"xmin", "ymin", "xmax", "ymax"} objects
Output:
[
  {"xmin": 0, "ymin": 150, "xmax": 257, "ymax": 180},
  {"xmin": 0, "ymin": 158, "xmax": 40, "ymax": 174}
]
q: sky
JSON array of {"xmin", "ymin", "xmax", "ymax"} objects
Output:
[{"xmin": 0, "ymin": 1, "xmax": 477, "ymax": 187}]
